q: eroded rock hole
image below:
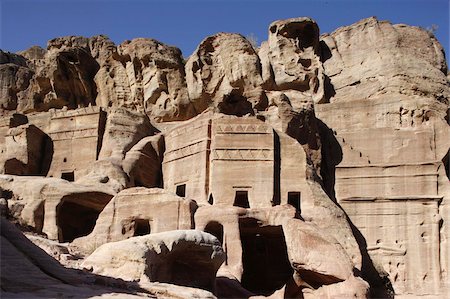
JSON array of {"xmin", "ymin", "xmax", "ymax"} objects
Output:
[
  {"xmin": 218, "ymin": 91, "xmax": 254, "ymax": 116},
  {"xmin": 239, "ymin": 218, "xmax": 293, "ymax": 295},
  {"xmin": 281, "ymin": 22, "xmax": 317, "ymax": 50}
]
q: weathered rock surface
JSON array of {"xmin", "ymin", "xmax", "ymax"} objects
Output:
[
  {"xmin": 262, "ymin": 17, "xmax": 325, "ymax": 105},
  {"xmin": 0, "ymin": 15, "xmax": 448, "ymax": 299},
  {"xmin": 98, "ymin": 108, "xmax": 156, "ymax": 161},
  {"xmin": 122, "ymin": 134, "xmax": 164, "ymax": 188},
  {"xmin": 82, "ymin": 230, "xmax": 225, "ymax": 291},
  {"xmin": 315, "ymin": 16, "xmax": 450, "ymax": 299},
  {"xmin": 72, "ymin": 188, "xmax": 197, "ymax": 253},
  {"xmin": 0, "ymin": 50, "xmax": 33, "ymax": 113},
  {"xmin": 283, "ymin": 218, "xmax": 354, "ymax": 285},
  {"xmin": 1, "ymin": 124, "xmax": 51, "ymax": 176},
  {"xmin": 320, "ymin": 17, "xmax": 448, "ymax": 104},
  {"xmin": 1, "ymin": 217, "xmax": 217, "ymax": 298},
  {"xmin": 185, "ymin": 33, "xmax": 267, "ymax": 116},
  {"xmin": 0, "ymin": 175, "xmax": 114, "ymax": 241}
]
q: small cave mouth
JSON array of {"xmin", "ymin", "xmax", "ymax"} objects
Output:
[
  {"xmin": 279, "ymin": 22, "xmax": 318, "ymax": 50},
  {"xmin": 218, "ymin": 91, "xmax": 254, "ymax": 117},
  {"xmin": 57, "ymin": 201, "xmax": 100, "ymax": 242},
  {"xmin": 56, "ymin": 193, "xmax": 112, "ymax": 242},
  {"xmin": 239, "ymin": 218, "xmax": 293, "ymax": 295}
]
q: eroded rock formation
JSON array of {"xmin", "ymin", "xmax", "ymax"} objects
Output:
[{"xmin": 0, "ymin": 16, "xmax": 448, "ymax": 299}]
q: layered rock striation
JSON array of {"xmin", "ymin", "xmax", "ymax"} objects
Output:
[{"xmin": 0, "ymin": 16, "xmax": 448, "ymax": 299}]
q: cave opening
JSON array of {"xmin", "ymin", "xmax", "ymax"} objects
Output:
[
  {"xmin": 56, "ymin": 193, "xmax": 112, "ymax": 242},
  {"xmin": 239, "ymin": 218, "xmax": 293, "ymax": 295},
  {"xmin": 57, "ymin": 201, "xmax": 100, "ymax": 242}
]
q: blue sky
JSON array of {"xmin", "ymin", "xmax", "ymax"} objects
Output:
[{"xmin": 1, "ymin": 0, "xmax": 449, "ymax": 62}]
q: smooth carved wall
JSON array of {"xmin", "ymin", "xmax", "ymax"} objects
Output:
[
  {"xmin": 47, "ymin": 106, "xmax": 106, "ymax": 180},
  {"xmin": 163, "ymin": 117, "xmax": 276, "ymax": 208},
  {"xmin": 210, "ymin": 118, "xmax": 274, "ymax": 208},
  {"xmin": 162, "ymin": 118, "xmax": 211, "ymax": 203},
  {"xmin": 316, "ymin": 100, "xmax": 449, "ymax": 296}
]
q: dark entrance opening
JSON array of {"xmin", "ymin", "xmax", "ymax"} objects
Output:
[
  {"xmin": 56, "ymin": 192, "xmax": 113, "ymax": 243},
  {"xmin": 176, "ymin": 184, "xmax": 186, "ymax": 197},
  {"xmin": 57, "ymin": 201, "xmax": 99, "ymax": 242},
  {"xmin": 234, "ymin": 191, "xmax": 250, "ymax": 208},
  {"xmin": 208, "ymin": 194, "xmax": 214, "ymax": 205},
  {"xmin": 204, "ymin": 221, "xmax": 224, "ymax": 244},
  {"xmin": 287, "ymin": 192, "xmax": 301, "ymax": 213},
  {"xmin": 133, "ymin": 219, "xmax": 151, "ymax": 236},
  {"xmin": 61, "ymin": 171, "xmax": 75, "ymax": 182},
  {"xmin": 239, "ymin": 218, "xmax": 293, "ymax": 295}
]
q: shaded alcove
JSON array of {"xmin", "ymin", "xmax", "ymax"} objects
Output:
[
  {"xmin": 239, "ymin": 218, "xmax": 293, "ymax": 295},
  {"xmin": 204, "ymin": 221, "xmax": 224, "ymax": 245},
  {"xmin": 56, "ymin": 192, "xmax": 113, "ymax": 242},
  {"xmin": 287, "ymin": 192, "xmax": 301, "ymax": 213},
  {"xmin": 133, "ymin": 219, "xmax": 151, "ymax": 236},
  {"xmin": 61, "ymin": 171, "xmax": 75, "ymax": 182}
]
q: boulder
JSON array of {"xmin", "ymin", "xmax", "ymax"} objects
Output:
[
  {"xmin": 0, "ymin": 50, "xmax": 33, "ymax": 113},
  {"xmin": 117, "ymin": 38, "xmax": 196, "ymax": 121},
  {"xmin": 82, "ymin": 230, "xmax": 225, "ymax": 291},
  {"xmin": 1, "ymin": 217, "xmax": 217, "ymax": 298},
  {"xmin": 122, "ymin": 133, "xmax": 164, "ymax": 188},
  {"xmin": 283, "ymin": 218, "xmax": 354, "ymax": 284},
  {"xmin": 98, "ymin": 108, "xmax": 156, "ymax": 161},
  {"xmin": 185, "ymin": 33, "xmax": 267, "ymax": 116},
  {"xmin": 1, "ymin": 124, "xmax": 52, "ymax": 176},
  {"xmin": 261, "ymin": 17, "xmax": 325, "ymax": 104},
  {"xmin": 320, "ymin": 17, "xmax": 449, "ymax": 103}
]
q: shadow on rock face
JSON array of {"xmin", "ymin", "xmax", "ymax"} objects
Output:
[{"xmin": 0, "ymin": 217, "xmax": 153, "ymax": 299}]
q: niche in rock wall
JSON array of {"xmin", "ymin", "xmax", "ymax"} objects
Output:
[
  {"xmin": 287, "ymin": 192, "xmax": 301, "ymax": 213},
  {"xmin": 57, "ymin": 201, "xmax": 99, "ymax": 242},
  {"xmin": 133, "ymin": 219, "xmax": 151, "ymax": 236},
  {"xmin": 234, "ymin": 191, "xmax": 250, "ymax": 208},
  {"xmin": 239, "ymin": 218, "xmax": 293, "ymax": 295},
  {"xmin": 176, "ymin": 184, "xmax": 186, "ymax": 197},
  {"xmin": 204, "ymin": 221, "xmax": 224, "ymax": 244},
  {"xmin": 56, "ymin": 193, "xmax": 112, "ymax": 242},
  {"xmin": 61, "ymin": 171, "xmax": 75, "ymax": 182}
]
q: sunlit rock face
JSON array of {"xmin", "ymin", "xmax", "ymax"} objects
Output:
[{"xmin": 0, "ymin": 16, "xmax": 449, "ymax": 299}]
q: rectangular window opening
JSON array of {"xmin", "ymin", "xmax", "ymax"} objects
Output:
[
  {"xmin": 61, "ymin": 171, "xmax": 75, "ymax": 182},
  {"xmin": 234, "ymin": 191, "xmax": 250, "ymax": 208}
]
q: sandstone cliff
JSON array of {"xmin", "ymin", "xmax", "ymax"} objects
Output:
[{"xmin": 0, "ymin": 16, "xmax": 448, "ymax": 299}]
